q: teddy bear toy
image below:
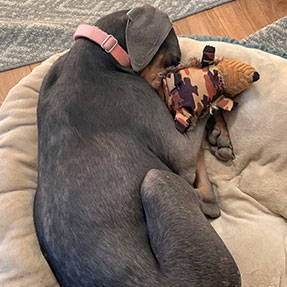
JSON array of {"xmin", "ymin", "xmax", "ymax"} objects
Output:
[{"xmin": 161, "ymin": 45, "xmax": 260, "ymax": 133}]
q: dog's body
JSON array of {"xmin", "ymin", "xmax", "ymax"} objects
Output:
[{"xmin": 34, "ymin": 6, "xmax": 240, "ymax": 287}]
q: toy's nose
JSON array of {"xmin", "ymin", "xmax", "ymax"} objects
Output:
[{"xmin": 253, "ymin": 72, "xmax": 260, "ymax": 82}]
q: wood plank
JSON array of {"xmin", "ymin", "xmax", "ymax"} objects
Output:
[
  {"xmin": 256, "ymin": 0, "xmax": 287, "ymax": 23},
  {"xmin": 174, "ymin": 0, "xmax": 273, "ymax": 39},
  {"xmin": 213, "ymin": 0, "xmax": 267, "ymax": 39},
  {"xmin": 0, "ymin": 66, "xmax": 31, "ymax": 106},
  {"xmin": 173, "ymin": 9, "xmax": 228, "ymax": 36},
  {"xmin": 173, "ymin": 0, "xmax": 287, "ymax": 39}
]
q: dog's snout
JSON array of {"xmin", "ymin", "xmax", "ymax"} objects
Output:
[{"xmin": 164, "ymin": 55, "xmax": 181, "ymax": 68}]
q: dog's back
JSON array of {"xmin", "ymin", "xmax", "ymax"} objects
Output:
[{"xmin": 34, "ymin": 6, "xmax": 241, "ymax": 287}]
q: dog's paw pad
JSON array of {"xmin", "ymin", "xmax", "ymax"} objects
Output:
[{"xmin": 207, "ymin": 125, "xmax": 221, "ymax": 145}]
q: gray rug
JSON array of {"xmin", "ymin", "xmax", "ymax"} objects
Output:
[
  {"xmin": 0, "ymin": 0, "xmax": 233, "ymax": 72},
  {"xmin": 241, "ymin": 16, "xmax": 287, "ymax": 57}
]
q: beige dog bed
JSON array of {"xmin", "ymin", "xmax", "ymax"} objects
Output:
[{"xmin": 0, "ymin": 38, "xmax": 286, "ymax": 287}]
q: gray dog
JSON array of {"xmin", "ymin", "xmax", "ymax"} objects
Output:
[{"xmin": 34, "ymin": 4, "xmax": 241, "ymax": 287}]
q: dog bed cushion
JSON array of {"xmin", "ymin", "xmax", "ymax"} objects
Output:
[{"xmin": 0, "ymin": 38, "xmax": 286, "ymax": 286}]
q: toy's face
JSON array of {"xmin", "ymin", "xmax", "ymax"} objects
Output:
[
  {"xmin": 217, "ymin": 60, "xmax": 260, "ymax": 96},
  {"xmin": 223, "ymin": 72, "xmax": 259, "ymax": 96}
]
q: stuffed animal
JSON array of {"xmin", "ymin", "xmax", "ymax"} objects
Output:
[{"xmin": 162, "ymin": 45, "xmax": 260, "ymax": 133}]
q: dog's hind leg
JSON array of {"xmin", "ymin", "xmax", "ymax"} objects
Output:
[
  {"xmin": 154, "ymin": 117, "xmax": 220, "ymax": 219},
  {"xmin": 141, "ymin": 169, "xmax": 241, "ymax": 287}
]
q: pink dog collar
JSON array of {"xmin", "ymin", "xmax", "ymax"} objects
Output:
[{"xmin": 73, "ymin": 24, "xmax": 131, "ymax": 67}]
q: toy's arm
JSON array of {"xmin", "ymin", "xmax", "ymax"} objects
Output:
[{"xmin": 214, "ymin": 97, "xmax": 238, "ymax": 111}]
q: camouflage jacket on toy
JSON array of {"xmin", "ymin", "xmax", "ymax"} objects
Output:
[{"xmin": 162, "ymin": 46, "xmax": 237, "ymax": 133}]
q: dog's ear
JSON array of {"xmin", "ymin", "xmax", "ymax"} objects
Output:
[{"xmin": 126, "ymin": 4, "xmax": 172, "ymax": 72}]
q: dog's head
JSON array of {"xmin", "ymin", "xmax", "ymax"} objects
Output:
[{"xmin": 95, "ymin": 4, "xmax": 181, "ymax": 89}]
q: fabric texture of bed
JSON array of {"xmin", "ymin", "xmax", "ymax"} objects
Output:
[{"xmin": 0, "ymin": 38, "xmax": 286, "ymax": 287}]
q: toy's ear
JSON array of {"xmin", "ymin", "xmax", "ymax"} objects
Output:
[
  {"xmin": 126, "ymin": 4, "xmax": 172, "ymax": 72},
  {"xmin": 201, "ymin": 45, "xmax": 215, "ymax": 67}
]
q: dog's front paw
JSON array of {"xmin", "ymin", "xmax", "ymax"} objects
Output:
[
  {"xmin": 207, "ymin": 122, "xmax": 235, "ymax": 162},
  {"xmin": 210, "ymin": 146, "xmax": 234, "ymax": 162}
]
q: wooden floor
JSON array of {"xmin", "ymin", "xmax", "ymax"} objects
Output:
[{"xmin": 0, "ymin": 0, "xmax": 286, "ymax": 106}]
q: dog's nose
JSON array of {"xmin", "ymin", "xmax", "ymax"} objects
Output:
[{"xmin": 253, "ymin": 72, "xmax": 260, "ymax": 82}]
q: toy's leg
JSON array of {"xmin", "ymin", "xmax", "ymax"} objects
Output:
[
  {"xmin": 206, "ymin": 110, "xmax": 234, "ymax": 161},
  {"xmin": 194, "ymin": 149, "xmax": 220, "ymax": 218}
]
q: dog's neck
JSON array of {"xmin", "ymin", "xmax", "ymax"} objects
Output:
[{"xmin": 74, "ymin": 24, "xmax": 131, "ymax": 67}]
